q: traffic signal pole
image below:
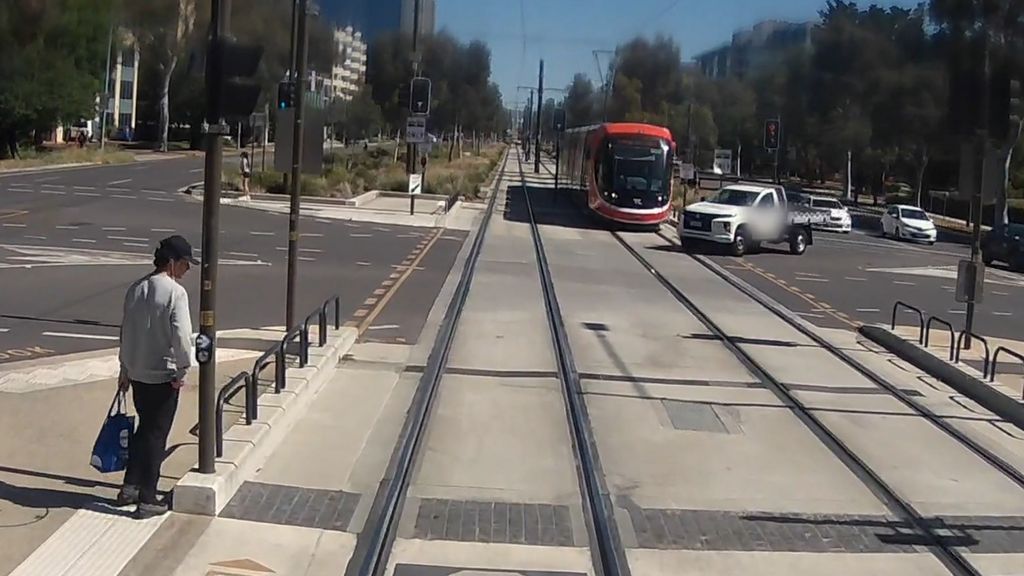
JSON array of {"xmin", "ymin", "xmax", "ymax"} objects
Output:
[
  {"xmin": 409, "ymin": 0, "xmax": 421, "ymax": 217},
  {"xmin": 285, "ymin": 0, "xmax": 308, "ymax": 332},
  {"xmin": 198, "ymin": 0, "xmax": 230, "ymax": 475}
]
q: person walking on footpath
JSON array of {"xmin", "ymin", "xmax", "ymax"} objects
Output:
[
  {"xmin": 115, "ymin": 235, "xmax": 197, "ymax": 519},
  {"xmin": 239, "ymin": 151, "xmax": 252, "ymax": 196}
]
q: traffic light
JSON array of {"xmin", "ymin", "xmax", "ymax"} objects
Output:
[
  {"xmin": 410, "ymin": 77, "xmax": 431, "ymax": 115},
  {"xmin": 218, "ymin": 39, "xmax": 264, "ymax": 119},
  {"xmin": 764, "ymin": 119, "xmax": 781, "ymax": 150},
  {"xmin": 277, "ymin": 80, "xmax": 295, "ymax": 110},
  {"xmin": 553, "ymin": 108, "xmax": 566, "ymax": 132}
]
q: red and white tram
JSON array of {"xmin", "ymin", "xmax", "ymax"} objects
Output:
[{"xmin": 558, "ymin": 123, "xmax": 675, "ymax": 227}]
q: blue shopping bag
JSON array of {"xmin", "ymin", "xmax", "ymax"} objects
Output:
[{"xmin": 90, "ymin": 391, "xmax": 135, "ymax": 473}]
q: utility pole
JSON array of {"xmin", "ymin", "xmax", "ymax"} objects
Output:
[
  {"xmin": 100, "ymin": 18, "xmax": 114, "ymax": 150},
  {"xmin": 283, "ymin": 0, "xmax": 299, "ymax": 193},
  {"xmin": 408, "ymin": 0, "xmax": 421, "ymax": 216},
  {"xmin": 285, "ymin": 0, "xmax": 308, "ymax": 331},
  {"xmin": 197, "ymin": 0, "xmax": 230, "ymax": 474},
  {"xmin": 964, "ymin": 28, "xmax": 993, "ymax": 351},
  {"xmin": 534, "ymin": 59, "xmax": 543, "ymax": 174}
]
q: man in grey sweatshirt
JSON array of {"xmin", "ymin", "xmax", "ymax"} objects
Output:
[{"xmin": 116, "ymin": 235, "xmax": 197, "ymax": 519}]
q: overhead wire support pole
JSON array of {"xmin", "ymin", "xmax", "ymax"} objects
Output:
[
  {"xmin": 198, "ymin": 0, "xmax": 230, "ymax": 475},
  {"xmin": 535, "ymin": 59, "xmax": 543, "ymax": 174},
  {"xmin": 285, "ymin": 0, "xmax": 308, "ymax": 332},
  {"xmin": 408, "ymin": 0, "xmax": 421, "ymax": 216}
]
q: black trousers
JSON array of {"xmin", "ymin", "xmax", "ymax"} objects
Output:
[{"xmin": 124, "ymin": 381, "xmax": 179, "ymax": 504}]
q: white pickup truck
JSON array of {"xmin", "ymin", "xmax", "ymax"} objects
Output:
[{"xmin": 678, "ymin": 184, "xmax": 830, "ymax": 256}]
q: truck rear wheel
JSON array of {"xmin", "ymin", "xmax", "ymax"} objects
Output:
[
  {"xmin": 731, "ymin": 227, "xmax": 749, "ymax": 257},
  {"xmin": 789, "ymin": 229, "xmax": 808, "ymax": 255}
]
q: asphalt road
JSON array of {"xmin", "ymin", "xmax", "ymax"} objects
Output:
[
  {"xmin": 0, "ymin": 158, "xmax": 466, "ymax": 364},
  {"xmin": 703, "ymin": 211, "xmax": 1024, "ymax": 342}
]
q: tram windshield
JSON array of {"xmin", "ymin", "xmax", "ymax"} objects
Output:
[{"xmin": 600, "ymin": 138, "xmax": 672, "ymax": 206}]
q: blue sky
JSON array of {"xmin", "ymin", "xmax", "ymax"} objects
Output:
[{"xmin": 436, "ymin": 0, "xmax": 923, "ymax": 108}]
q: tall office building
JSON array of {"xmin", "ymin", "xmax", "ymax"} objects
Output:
[{"xmin": 318, "ymin": 0, "xmax": 435, "ymax": 44}]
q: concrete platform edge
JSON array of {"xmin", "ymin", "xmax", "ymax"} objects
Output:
[{"xmin": 172, "ymin": 327, "xmax": 357, "ymax": 516}]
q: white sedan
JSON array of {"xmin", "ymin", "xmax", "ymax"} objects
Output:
[
  {"xmin": 808, "ymin": 196, "xmax": 852, "ymax": 233},
  {"xmin": 881, "ymin": 204, "xmax": 937, "ymax": 244}
]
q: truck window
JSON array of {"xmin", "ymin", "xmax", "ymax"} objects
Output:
[{"xmin": 757, "ymin": 192, "xmax": 776, "ymax": 209}]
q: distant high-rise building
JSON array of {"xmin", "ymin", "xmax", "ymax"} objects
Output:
[
  {"xmin": 328, "ymin": 26, "xmax": 368, "ymax": 101},
  {"xmin": 318, "ymin": 0, "xmax": 435, "ymax": 44},
  {"xmin": 694, "ymin": 20, "xmax": 813, "ymax": 80}
]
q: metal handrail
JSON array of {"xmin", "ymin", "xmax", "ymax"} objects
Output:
[
  {"xmin": 302, "ymin": 308, "xmax": 323, "ymax": 357},
  {"xmin": 324, "ymin": 295, "xmax": 341, "ymax": 331},
  {"xmin": 891, "ymin": 301, "xmax": 925, "ymax": 344},
  {"xmin": 955, "ymin": 330, "xmax": 992, "ymax": 377},
  {"xmin": 252, "ymin": 341, "xmax": 286, "ymax": 394},
  {"xmin": 215, "ymin": 372, "xmax": 252, "ymax": 458},
  {"xmin": 924, "ymin": 316, "xmax": 956, "ymax": 361},
  {"xmin": 282, "ymin": 325, "xmax": 306, "ymax": 369},
  {"xmin": 989, "ymin": 347, "xmax": 1024, "ymax": 394}
]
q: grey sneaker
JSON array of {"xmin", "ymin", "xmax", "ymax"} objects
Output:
[
  {"xmin": 134, "ymin": 500, "xmax": 169, "ymax": 520},
  {"xmin": 115, "ymin": 485, "xmax": 139, "ymax": 507}
]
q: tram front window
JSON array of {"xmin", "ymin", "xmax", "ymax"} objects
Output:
[{"xmin": 601, "ymin": 139, "xmax": 671, "ymax": 208}]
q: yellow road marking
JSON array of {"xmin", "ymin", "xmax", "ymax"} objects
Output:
[
  {"xmin": 740, "ymin": 261, "xmax": 860, "ymax": 329},
  {"xmin": 357, "ymin": 228, "xmax": 444, "ymax": 335}
]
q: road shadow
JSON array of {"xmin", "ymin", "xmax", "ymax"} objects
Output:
[
  {"xmin": 503, "ymin": 183, "xmax": 660, "ymax": 233},
  {"xmin": 0, "ymin": 466, "xmax": 138, "ymax": 523}
]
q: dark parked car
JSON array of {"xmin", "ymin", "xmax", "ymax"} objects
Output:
[{"xmin": 982, "ymin": 223, "xmax": 1024, "ymax": 271}]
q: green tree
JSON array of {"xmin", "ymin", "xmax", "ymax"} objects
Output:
[
  {"xmin": 332, "ymin": 88, "xmax": 384, "ymax": 140},
  {"xmin": 564, "ymin": 74, "xmax": 599, "ymax": 128},
  {"xmin": 0, "ymin": 0, "xmax": 115, "ymax": 157}
]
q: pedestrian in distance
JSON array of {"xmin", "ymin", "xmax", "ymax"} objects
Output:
[
  {"xmin": 116, "ymin": 235, "xmax": 197, "ymax": 519},
  {"xmin": 240, "ymin": 151, "xmax": 252, "ymax": 196}
]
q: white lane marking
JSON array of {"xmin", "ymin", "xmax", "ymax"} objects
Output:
[
  {"xmin": 794, "ymin": 277, "xmax": 829, "ymax": 282},
  {"xmin": 298, "ymin": 257, "xmax": 316, "ymax": 262},
  {"xmin": 123, "ymin": 242, "xmax": 149, "ymax": 247},
  {"xmin": 111, "ymin": 194, "xmax": 136, "ymax": 199},
  {"xmin": 300, "ymin": 233, "xmax": 324, "ymax": 237},
  {"xmin": 356, "ymin": 261, "xmax": 371, "ymax": 266},
  {"xmin": 108, "ymin": 179, "xmax": 132, "ymax": 185},
  {"xmin": 151, "ymin": 228, "xmax": 175, "ymax": 232},
  {"xmin": 948, "ymin": 310, "xmax": 967, "ymax": 315},
  {"xmin": 228, "ymin": 251, "xmax": 259, "ymax": 258},
  {"xmin": 795, "ymin": 272, "xmax": 822, "ymax": 277},
  {"xmin": 25, "ymin": 235, "xmax": 46, "ymax": 240},
  {"xmin": 374, "ymin": 227, "xmax": 391, "ymax": 232},
  {"xmin": 41, "ymin": 183, "xmax": 64, "ymax": 188},
  {"xmin": 36, "ymin": 176, "xmax": 58, "ymax": 182},
  {"xmin": 41, "ymin": 331, "xmax": 119, "ymax": 341},
  {"xmin": 367, "ymin": 324, "xmax": 400, "ymax": 330},
  {"xmin": 142, "ymin": 189, "xmax": 166, "ymax": 195},
  {"xmin": 845, "ymin": 276, "xmax": 867, "ymax": 281},
  {"xmin": 108, "ymin": 236, "xmax": 148, "ymax": 242},
  {"xmin": 108, "ymin": 188, "xmax": 130, "ymax": 192},
  {"xmin": 350, "ymin": 233, "xmax": 372, "ymax": 238},
  {"xmin": 795, "ymin": 312, "xmax": 825, "ymax": 318},
  {"xmin": 40, "ymin": 190, "xmax": 66, "ymax": 195},
  {"xmin": 300, "ymin": 248, "xmax": 322, "ymax": 253},
  {"xmin": 250, "ymin": 231, "xmax": 274, "ymax": 236},
  {"xmin": 0, "ymin": 328, "xmax": 9, "ymax": 333},
  {"xmin": 856, "ymin": 308, "xmax": 881, "ymax": 313},
  {"xmin": 994, "ymin": 312, "xmax": 1014, "ymax": 317},
  {"xmin": 993, "ymin": 291, "xmax": 1010, "ymax": 296},
  {"xmin": 189, "ymin": 168, "xmax": 203, "ymax": 173},
  {"xmin": 893, "ymin": 281, "xmax": 916, "ymax": 286},
  {"xmin": 147, "ymin": 197, "xmax": 173, "ymax": 202},
  {"xmin": 74, "ymin": 186, "xmax": 95, "ymax": 190},
  {"xmin": 102, "ymin": 227, "xmax": 126, "ymax": 231},
  {"xmin": 275, "ymin": 247, "xmax": 287, "ymax": 251},
  {"xmin": 55, "ymin": 225, "xmax": 79, "ymax": 230},
  {"xmin": 315, "ymin": 218, "xmax": 332, "ymax": 224},
  {"xmin": 75, "ymin": 192, "xmax": 101, "ymax": 197},
  {"xmin": 71, "ymin": 238, "xmax": 96, "ymax": 243},
  {"xmin": 2, "ymin": 223, "xmax": 26, "ymax": 227}
]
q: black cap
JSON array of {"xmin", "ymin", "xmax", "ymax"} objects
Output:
[{"xmin": 157, "ymin": 235, "xmax": 199, "ymax": 265}]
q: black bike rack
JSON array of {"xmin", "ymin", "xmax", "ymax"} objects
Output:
[
  {"xmin": 955, "ymin": 330, "xmax": 992, "ymax": 377},
  {"xmin": 924, "ymin": 316, "xmax": 956, "ymax": 361},
  {"xmin": 215, "ymin": 372, "xmax": 252, "ymax": 458},
  {"xmin": 989, "ymin": 347, "xmax": 1024, "ymax": 395},
  {"xmin": 891, "ymin": 301, "xmax": 925, "ymax": 344}
]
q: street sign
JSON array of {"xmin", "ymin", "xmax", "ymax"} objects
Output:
[
  {"xmin": 764, "ymin": 119, "xmax": 781, "ymax": 150},
  {"xmin": 408, "ymin": 173, "xmax": 423, "ymax": 195},
  {"xmin": 406, "ymin": 117, "xmax": 427, "ymax": 143},
  {"xmin": 679, "ymin": 163, "xmax": 696, "ymax": 181},
  {"xmin": 956, "ymin": 259, "xmax": 985, "ymax": 304},
  {"xmin": 713, "ymin": 149, "xmax": 732, "ymax": 175}
]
